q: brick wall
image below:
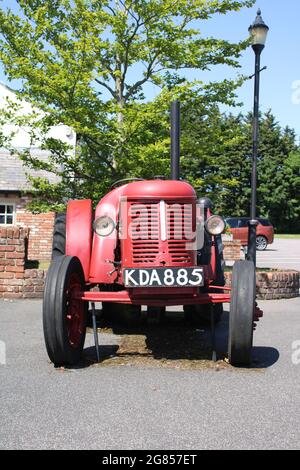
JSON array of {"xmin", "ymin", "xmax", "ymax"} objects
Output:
[
  {"xmin": 0, "ymin": 226, "xmax": 47, "ymax": 299},
  {"xmin": 16, "ymin": 202, "xmax": 55, "ymax": 261},
  {"xmin": 0, "ymin": 193, "xmax": 55, "ymax": 261},
  {"xmin": 23, "ymin": 269, "xmax": 47, "ymax": 299},
  {"xmin": 223, "ymin": 240, "xmax": 242, "ymax": 261},
  {"xmin": 225, "ymin": 270, "xmax": 300, "ymax": 300},
  {"xmin": 1, "ymin": 227, "xmax": 299, "ymax": 301},
  {"xmin": 0, "ymin": 227, "xmax": 28, "ymax": 299}
]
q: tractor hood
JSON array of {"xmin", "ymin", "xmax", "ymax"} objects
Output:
[
  {"xmin": 121, "ymin": 179, "xmax": 196, "ymax": 200},
  {"xmin": 90, "ymin": 179, "xmax": 196, "ymax": 284}
]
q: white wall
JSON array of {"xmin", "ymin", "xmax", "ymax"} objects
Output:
[{"xmin": 0, "ymin": 82, "xmax": 76, "ymax": 150}]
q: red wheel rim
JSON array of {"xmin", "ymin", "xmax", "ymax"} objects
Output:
[{"xmin": 65, "ymin": 272, "xmax": 85, "ymax": 348}]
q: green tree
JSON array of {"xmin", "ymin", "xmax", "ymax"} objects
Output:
[
  {"xmin": 257, "ymin": 114, "xmax": 300, "ymax": 232},
  {"xmin": 186, "ymin": 109, "xmax": 300, "ymax": 232},
  {"xmin": 0, "ymin": 0, "xmax": 254, "ymax": 209},
  {"xmin": 181, "ymin": 109, "xmax": 247, "ymax": 207}
]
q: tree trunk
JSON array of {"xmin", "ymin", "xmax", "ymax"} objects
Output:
[
  {"xmin": 112, "ymin": 0, "xmax": 126, "ymax": 169},
  {"xmin": 114, "ymin": 59, "xmax": 125, "ymax": 169}
]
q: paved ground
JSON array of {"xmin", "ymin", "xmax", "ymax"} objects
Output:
[
  {"xmin": 0, "ymin": 298, "xmax": 300, "ymax": 450},
  {"xmin": 256, "ymin": 238, "xmax": 300, "ymax": 271},
  {"xmin": 226, "ymin": 238, "xmax": 300, "ymax": 271}
]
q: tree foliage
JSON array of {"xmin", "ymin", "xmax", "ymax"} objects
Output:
[
  {"xmin": 181, "ymin": 109, "xmax": 300, "ymax": 233},
  {"xmin": 0, "ymin": 0, "xmax": 254, "ymax": 209}
]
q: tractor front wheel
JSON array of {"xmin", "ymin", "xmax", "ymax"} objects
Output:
[
  {"xmin": 43, "ymin": 256, "xmax": 87, "ymax": 366},
  {"xmin": 228, "ymin": 260, "xmax": 255, "ymax": 366}
]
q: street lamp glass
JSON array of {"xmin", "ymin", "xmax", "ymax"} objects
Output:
[{"xmin": 248, "ymin": 9, "xmax": 269, "ymax": 46}]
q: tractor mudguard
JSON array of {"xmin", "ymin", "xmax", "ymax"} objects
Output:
[
  {"xmin": 66, "ymin": 199, "xmax": 92, "ymax": 281},
  {"xmin": 89, "ymin": 185, "xmax": 126, "ymax": 284}
]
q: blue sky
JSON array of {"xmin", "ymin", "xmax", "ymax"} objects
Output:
[
  {"xmin": 199, "ymin": 0, "xmax": 300, "ymax": 140},
  {"xmin": 0, "ymin": 0, "xmax": 299, "ymax": 139}
]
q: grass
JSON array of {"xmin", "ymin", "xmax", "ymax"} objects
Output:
[{"xmin": 275, "ymin": 234, "xmax": 300, "ymax": 239}]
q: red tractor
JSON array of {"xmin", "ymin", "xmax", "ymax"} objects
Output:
[{"xmin": 43, "ymin": 101, "xmax": 261, "ymax": 367}]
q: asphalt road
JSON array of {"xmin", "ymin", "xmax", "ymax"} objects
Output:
[
  {"xmin": 256, "ymin": 238, "xmax": 300, "ymax": 271},
  {"xmin": 0, "ymin": 298, "xmax": 300, "ymax": 450},
  {"xmin": 226, "ymin": 238, "xmax": 300, "ymax": 271}
]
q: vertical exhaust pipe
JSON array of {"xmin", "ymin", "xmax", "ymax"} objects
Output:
[{"xmin": 170, "ymin": 100, "xmax": 180, "ymax": 180}]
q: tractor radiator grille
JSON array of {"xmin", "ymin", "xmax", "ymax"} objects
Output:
[
  {"xmin": 130, "ymin": 203, "xmax": 160, "ymax": 265},
  {"xmin": 124, "ymin": 201, "xmax": 195, "ymax": 267},
  {"xmin": 167, "ymin": 203, "xmax": 193, "ymax": 264}
]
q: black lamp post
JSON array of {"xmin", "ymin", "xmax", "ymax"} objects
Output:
[{"xmin": 247, "ymin": 9, "xmax": 269, "ymax": 266}]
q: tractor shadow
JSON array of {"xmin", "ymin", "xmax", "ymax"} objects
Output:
[
  {"xmin": 78, "ymin": 309, "xmax": 279, "ymax": 371},
  {"xmin": 215, "ymin": 312, "xmax": 280, "ymax": 369}
]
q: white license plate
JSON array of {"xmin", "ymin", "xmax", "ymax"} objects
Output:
[{"xmin": 123, "ymin": 267, "xmax": 204, "ymax": 288}]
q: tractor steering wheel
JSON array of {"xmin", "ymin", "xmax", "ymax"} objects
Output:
[{"xmin": 110, "ymin": 177, "xmax": 144, "ymax": 190}]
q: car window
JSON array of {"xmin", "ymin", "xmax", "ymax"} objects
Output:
[
  {"xmin": 238, "ymin": 219, "xmax": 249, "ymax": 228},
  {"xmin": 226, "ymin": 218, "xmax": 239, "ymax": 229},
  {"xmin": 258, "ymin": 218, "xmax": 271, "ymax": 226}
]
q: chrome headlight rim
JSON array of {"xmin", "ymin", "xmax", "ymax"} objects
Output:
[
  {"xmin": 205, "ymin": 215, "xmax": 226, "ymax": 236},
  {"xmin": 93, "ymin": 216, "xmax": 116, "ymax": 237}
]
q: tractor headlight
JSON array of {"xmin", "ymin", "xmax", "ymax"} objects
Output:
[
  {"xmin": 205, "ymin": 215, "xmax": 225, "ymax": 236},
  {"xmin": 93, "ymin": 216, "xmax": 116, "ymax": 237}
]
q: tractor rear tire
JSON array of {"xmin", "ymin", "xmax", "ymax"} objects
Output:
[
  {"xmin": 228, "ymin": 260, "xmax": 255, "ymax": 366},
  {"xmin": 43, "ymin": 256, "xmax": 87, "ymax": 366},
  {"xmin": 52, "ymin": 213, "xmax": 66, "ymax": 259},
  {"xmin": 184, "ymin": 303, "xmax": 223, "ymax": 327}
]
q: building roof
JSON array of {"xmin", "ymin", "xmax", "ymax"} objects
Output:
[{"xmin": 0, "ymin": 149, "xmax": 60, "ymax": 192}]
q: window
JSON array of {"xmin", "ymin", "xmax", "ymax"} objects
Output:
[
  {"xmin": 0, "ymin": 203, "xmax": 15, "ymax": 225},
  {"xmin": 238, "ymin": 218, "xmax": 250, "ymax": 228},
  {"xmin": 226, "ymin": 218, "xmax": 239, "ymax": 229},
  {"xmin": 258, "ymin": 218, "xmax": 271, "ymax": 227}
]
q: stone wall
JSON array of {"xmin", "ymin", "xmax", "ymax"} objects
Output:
[
  {"xmin": 225, "ymin": 270, "xmax": 300, "ymax": 300},
  {"xmin": 222, "ymin": 240, "xmax": 242, "ymax": 261},
  {"xmin": 15, "ymin": 196, "xmax": 55, "ymax": 261},
  {"xmin": 23, "ymin": 269, "xmax": 47, "ymax": 299},
  {"xmin": 0, "ymin": 192, "xmax": 54, "ymax": 261},
  {"xmin": 1, "ymin": 227, "xmax": 299, "ymax": 301},
  {"xmin": 0, "ymin": 226, "xmax": 28, "ymax": 299},
  {"xmin": 0, "ymin": 226, "xmax": 47, "ymax": 299}
]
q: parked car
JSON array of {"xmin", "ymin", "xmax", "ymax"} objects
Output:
[{"xmin": 225, "ymin": 217, "xmax": 274, "ymax": 251}]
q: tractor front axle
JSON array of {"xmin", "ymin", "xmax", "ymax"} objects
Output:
[{"xmin": 75, "ymin": 290, "xmax": 231, "ymax": 306}]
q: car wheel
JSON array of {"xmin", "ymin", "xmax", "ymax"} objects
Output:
[{"xmin": 256, "ymin": 235, "xmax": 267, "ymax": 251}]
